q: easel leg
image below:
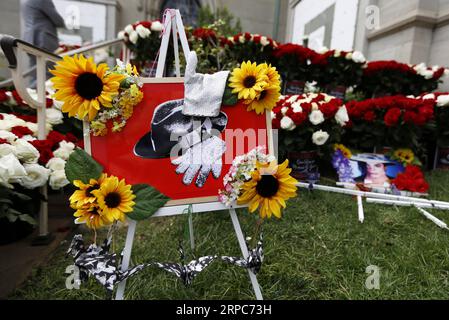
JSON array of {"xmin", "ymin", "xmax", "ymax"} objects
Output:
[
  {"xmin": 229, "ymin": 208, "xmax": 263, "ymax": 300},
  {"xmin": 188, "ymin": 212, "xmax": 195, "ymax": 251},
  {"xmin": 115, "ymin": 219, "xmax": 137, "ymax": 300}
]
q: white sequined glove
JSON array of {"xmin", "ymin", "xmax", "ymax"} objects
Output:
[
  {"xmin": 183, "ymin": 51, "xmax": 230, "ymax": 117},
  {"xmin": 172, "ymin": 135, "xmax": 226, "ymax": 188}
]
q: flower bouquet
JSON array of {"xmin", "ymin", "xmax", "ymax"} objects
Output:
[
  {"xmin": 312, "ymin": 48, "xmax": 367, "ymax": 98},
  {"xmin": 219, "ymin": 147, "xmax": 297, "ymax": 219},
  {"xmin": 224, "ymin": 32, "xmax": 278, "ymax": 64},
  {"xmin": 271, "ymin": 43, "xmax": 320, "ymax": 95},
  {"xmin": 50, "ymin": 55, "xmax": 143, "ymax": 136},
  {"xmin": 118, "ymin": 20, "xmax": 164, "ymax": 76},
  {"xmin": 344, "ymin": 95, "xmax": 435, "ymax": 153},
  {"xmin": 272, "ymin": 93, "xmax": 349, "ymax": 154},
  {"xmin": 357, "ymin": 60, "xmax": 449, "ymax": 97}
]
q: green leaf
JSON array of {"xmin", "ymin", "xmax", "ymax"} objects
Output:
[
  {"xmin": 127, "ymin": 184, "xmax": 170, "ymax": 221},
  {"xmin": 65, "ymin": 148, "xmax": 103, "ymax": 184},
  {"xmin": 6, "ymin": 213, "xmax": 18, "ymax": 223},
  {"xmin": 222, "ymin": 85, "xmax": 238, "ymax": 106},
  {"xmin": 18, "ymin": 214, "xmax": 37, "ymax": 226}
]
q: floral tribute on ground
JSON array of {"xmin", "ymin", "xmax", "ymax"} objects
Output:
[{"xmin": 331, "ymin": 144, "xmax": 429, "ymax": 195}]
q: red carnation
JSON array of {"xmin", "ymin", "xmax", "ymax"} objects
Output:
[
  {"xmin": 11, "ymin": 126, "xmax": 33, "ymax": 138},
  {"xmin": 11, "ymin": 90, "xmax": 24, "ymax": 105},
  {"xmin": 46, "ymin": 98, "xmax": 54, "ymax": 108},
  {"xmin": 289, "ymin": 111, "xmax": 307, "ymax": 125},
  {"xmin": 363, "ymin": 111, "xmax": 376, "ymax": 122},
  {"xmin": 393, "ymin": 165, "xmax": 429, "ymax": 193},
  {"xmin": 30, "ymin": 140, "xmax": 54, "ymax": 165},
  {"xmin": 47, "ymin": 131, "xmax": 66, "ymax": 149},
  {"xmin": 384, "ymin": 108, "xmax": 402, "ymax": 127}
]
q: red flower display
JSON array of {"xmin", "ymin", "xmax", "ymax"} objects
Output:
[
  {"xmin": 30, "ymin": 140, "xmax": 54, "ymax": 165},
  {"xmin": 192, "ymin": 27, "xmax": 217, "ymax": 41},
  {"xmin": 11, "ymin": 126, "xmax": 33, "ymax": 138},
  {"xmin": 392, "ymin": 165, "xmax": 429, "ymax": 193}
]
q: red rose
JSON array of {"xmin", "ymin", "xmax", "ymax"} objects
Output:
[
  {"xmin": 46, "ymin": 98, "xmax": 53, "ymax": 108},
  {"xmin": 11, "ymin": 126, "xmax": 33, "ymax": 138},
  {"xmin": 11, "ymin": 113, "xmax": 37, "ymax": 123},
  {"xmin": 64, "ymin": 133, "xmax": 78, "ymax": 144},
  {"xmin": 253, "ymin": 35, "xmax": 261, "ymax": 44},
  {"xmin": 0, "ymin": 138, "xmax": 9, "ymax": 145},
  {"xmin": 290, "ymin": 111, "xmax": 307, "ymax": 125},
  {"xmin": 47, "ymin": 131, "xmax": 66, "ymax": 149},
  {"xmin": 0, "ymin": 114, "xmax": 3, "ymax": 120},
  {"xmin": 272, "ymin": 118, "xmax": 281, "ymax": 129},
  {"xmin": 384, "ymin": 108, "xmax": 402, "ymax": 127},
  {"xmin": 363, "ymin": 111, "xmax": 376, "ymax": 122}
]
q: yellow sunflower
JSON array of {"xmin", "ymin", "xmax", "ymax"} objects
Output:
[
  {"xmin": 244, "ymin": 87, "xmax": 281, "ymax": 114},
  {"xmin": 229, "ymin": 61, "xmax": 268, "ymax": 100},
  {"xmin": 259, "ymin": 63, "xmax": 281, "ymax": 88},
  {"xmin": 238, "ymin": 160, "xmax": 298, "ymax": 219},
  {"xmin": 50, "ymin": 54, "xmax": 126, "ymax": 121},
  {"xmin": 69, "ymin": 174, "xmax": 107, "ymax": 209},
  {"xmin": 92, "ymin": 176, "xmax": 136, "ymax": 223},
  {"xmin": 74, "ymin": 204, "xmax": 111, "ymax": 230},
  {"xmin": 334, "ymin": 144, "xmax": 353, "ymax": 159},
  {"xmin": 393, "ymin": 149, "xmax": 415, "ymax": 164}
]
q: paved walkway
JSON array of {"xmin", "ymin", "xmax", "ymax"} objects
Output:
[{"xmin": 0, "ymin": 193, "xmax": 73, "ymax": 299}]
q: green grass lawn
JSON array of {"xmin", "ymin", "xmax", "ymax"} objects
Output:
[{"xmin": 9, "ymin": 170, "xmax": 449, "ymax": 300}]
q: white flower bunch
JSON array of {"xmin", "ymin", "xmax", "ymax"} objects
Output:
[
  {"xmin": 119, "ymin": 21, "xmax": 163, "ymax": 45},
  {"xmin": 218, "ymin": 146, "xmax": 275, "ymax": 207}
]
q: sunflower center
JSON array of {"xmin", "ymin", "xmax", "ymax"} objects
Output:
[
  {"xmin": 256, "ymin": 175, "xmax": 279, "ymax": 198},
  {"xmin": 243, "ymin": 76, "xmax": 257, "ymax": 88},
  {"xmin": 104, "ymin": 192, "xmax": 122, "ymax": 208},
  {"xmin": 75, "ymin": 73, "xmax": 104, "ymax": 100}
]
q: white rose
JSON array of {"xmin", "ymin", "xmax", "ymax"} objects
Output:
[
  {"xmin": 444, "ymin": 69, "xmax": 449, "ymax": 77},
  {"xmin": 309, "ymin": 110, "xmax": 325, "ymax": 125},
  {"xmin": 260, "ymin": 36, "xmax": 270, "ymax": 47},
  {"xmin": 414, "ymin": 63, "xmax": 427, "ymax": 73},
  {"xmin": 281, "ymin": 107, "xmax": 289, "ymax": 115},
  {"xmin": 124, "ymin": 24, "xmax": 134, "ymax": 34},
  {"xmin": 312, "ymin": 130, "xmax": 330, "ymax": 146},
  {"xmin": 0, "ymin": 154, "xmax": 27, "ymax": 188},
  {"xmin": 239, "ymin": 35, "xmax": 245, "ymax": 43},
  {"xmin": 0, "ymin": 130, "xmax": 17, "ymax": 143},
  {"xmin": 422, "ymin": 93, "xmax": 435, "ymax": 100},
  {"xmin": 49, "ymin": 170, "xmax": 69, "ymax": 190},
  {"xmin": 271, "ymin": 111, "xmax": 276, "ymax": 120},
  {"xmin": 335, "ymin": 106, "xmax": 349, "ymax": 127},
  {"xmin": 333, "ymin": 50, "xmax": 341, "ymax": 57},
  {"xmin": 0, "ymin": 117, "xmax": 26, "ymax": 131},
  {"xmin": 45, "ymin": 108, "xmax": 64, "ymax": 125},
  {"xmin": 136, "ymin": 25, "xmax": 151, "ymax": 38},
  {"xmin": 421, "ymin": 70, "xmax": 434, "ymax": 80},
  {"xmin": 129, "ymin": 30, "xmax": 139, "ymax": 44},
  {"xmin": 53, "ymin": 141, "xmax": 75, "ymax": 160},
  {"xmin": 291, "ymin": 102, "xmax": 303, "ymax": 113},
  {"xmin": 150, "ymin": 21, "xmax": 163, "ymax": 32},
  {"xmin": 287, "ymin": 95, "xmax": 299, "ymax": 104},
  {"xmin": 21, "ymin": 135, "xmax": 36, "ymax": 142},
  {"xmin": 280, "ymin": 116, "xmax": 296, "ymax": 131},
  {"xmin": 437, "ymin": 95, "xmax": 449, "ymax": 107},
  {"xmin": 0, "ymin": 113, "xmax": 17, "ymax": 121},
  {"xmin": 345, "ymin": 52, "xmax": 353, "ymax": 60},
  {"xmin": 227, "ymin": 36, "xmax": 235, "ymax": 44},
  {"xmin": 46, "ymin": 157, "xmax": 66, "ymax": 171},
  {"xmin": 24, "ymin": 122, "xmax": 38, "ymax": 136},
  {"xmin": 317, "ymin": 46, "xmax": 328, "ymax": 54},
  {"xmin": 19, "ymin": 163, "xmax": 50, "ymax": 189},
  {"xmin": 117, "ymin": 31, "xmax": 126, "ymax": 40},
  {"xmin": 13, "ymin": 139, "xmax": 39, "ymax": 164},
  {"xmin": 351, "ymin": 51, "xmax": 366, "ymax": 64},
  {"xmin": 0, "ymin": 143, "xmax": 15, "ymax": 157}
]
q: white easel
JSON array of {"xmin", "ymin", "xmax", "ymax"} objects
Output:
[{"xmin": 81, "ymin": 9, "xmax": 265, "ymax": 300}]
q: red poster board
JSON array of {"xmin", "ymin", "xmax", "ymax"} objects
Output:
[{"xmin": 90, "ymin": 78, "xmax": 272, "ymax": 205}]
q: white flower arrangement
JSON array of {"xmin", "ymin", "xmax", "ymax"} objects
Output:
[
  {"xmin": 0, "ymin": 113, "xmax": 75, "ymax": 190},
  {"xmin": 218, "ymin": 146, "xmax": 275, "ymax": 207}
]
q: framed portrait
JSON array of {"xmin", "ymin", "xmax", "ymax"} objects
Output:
[{"xmin": 90, "ymin": 78, "xmax": 273, "ymax": 206}]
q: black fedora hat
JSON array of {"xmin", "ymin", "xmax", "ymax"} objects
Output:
[{"xmin": 134, "ymin": 99, "xmax": 228, "ymax": 159}]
